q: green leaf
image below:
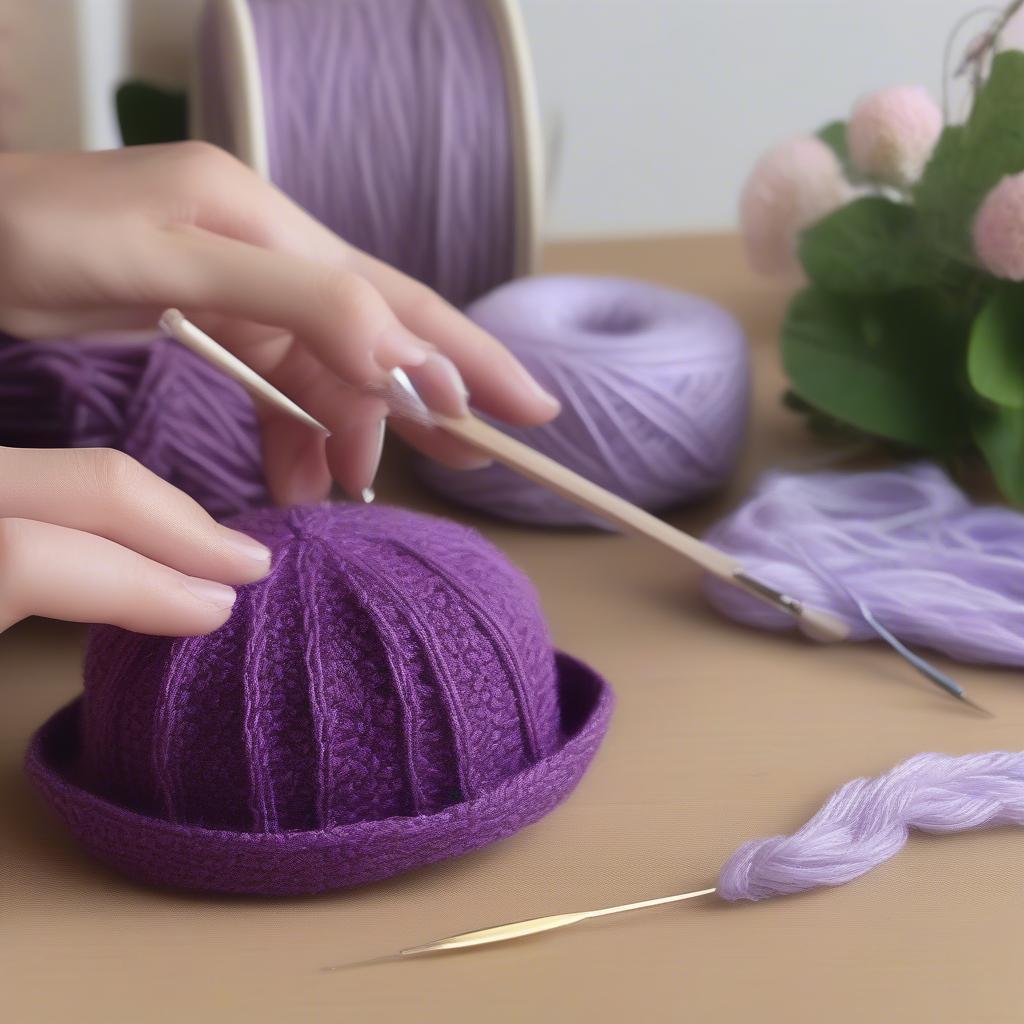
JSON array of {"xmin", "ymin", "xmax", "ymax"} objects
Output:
[
  {"xmin": 798, "ymin": 196, "xmax": 951, "ymax": 294},
  {"xmin": 915, "ymin": 50, "xmax": 1024, "ymax": 261},
  {"xmin": 973, "ymin": 404, "xmax": 1024, "ymax": 502},
  {"xmin": 116, "ymin": 81, "xmax": 188, "ymax": 147},
  {"xmin": 782, "ymin": 286, "xmax": 967, "ymax": 451},
  {"xmin": 967, "ymin": 286, "xmax": 1024, "ymax": 408},
  {"xmin": 817, "ymin": 120, "xmax": 849, "ymax": 165},
  {"xmin": 816, "ymin": 120, "xmax": 864, "ymax": 185}
]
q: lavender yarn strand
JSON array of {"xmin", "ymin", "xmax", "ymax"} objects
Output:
[
  {"xmin": 704, "ymin": 462, "xmax": 1024, "ymax": 667},
  {"xmin": 719, "ymin": 751, "xmax": 1024, "ymax": 901},
  {"xmin": 239, "ymin": 0, "xmax": 517, "ymax": 308}
]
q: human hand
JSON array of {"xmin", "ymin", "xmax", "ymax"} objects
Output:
[
  {"xmin": 0, "ymin": 144, "xmax": 560, "ymax": 502},
  {"xmin": 0, "ymin": 446, "xmax": 272, "ymax": 636}
]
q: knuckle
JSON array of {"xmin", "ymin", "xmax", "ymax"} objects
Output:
[
  {"xmin": 318, "ymin": 267, "xmax": 377, "ymax": 317},
  {"xmin": 169, "ymin": 139, "xmax": 238, "ymax": 188},
  {"xmin": 77, "ymin": 447, "xmax": 145, "ymax": 502}
]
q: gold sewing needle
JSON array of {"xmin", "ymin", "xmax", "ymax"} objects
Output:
[{"xmin": 397, "ymin": 886, "xmax": 718, "ymax": 958}]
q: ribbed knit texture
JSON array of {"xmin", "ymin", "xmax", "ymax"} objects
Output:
[{"xmin": 27, "ymin": 503, "xmax": 613, "ymax": 894}]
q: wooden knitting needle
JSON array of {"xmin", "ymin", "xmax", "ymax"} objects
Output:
[
  {"xmin": 157, "ymin": 309, "xmax": 848, "ymax": 643},
  {"xmin": 385, "ymin": 368, "xmax": 851, "ymax": 642}
]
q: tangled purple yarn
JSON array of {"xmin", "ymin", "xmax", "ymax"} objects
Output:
[
  {"xmin": 704, "ymin": 462, "xmax": 1024, "ymax": 667},
  {"xmin": 719, "ymin": 751, "xmax": 1024, "ymax": 900},
  {"xmin": 0, "ymin": 333, "xmax": 268, "ymax": 518}
]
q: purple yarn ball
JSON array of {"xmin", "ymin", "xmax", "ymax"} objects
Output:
[
  {"xmin": 0, "ymin": 333, "xmax": 268, "ymax": 518},
  {"xmin": 26, "ymin": 503, "xmax": 613, "ymax": 894},
  {"xmin": 417, "ymin": 276, "xmax": 750, "ymax": 527}
]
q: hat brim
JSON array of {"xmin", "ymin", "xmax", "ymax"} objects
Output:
[{"xmin": 25, "ymin": 652, "xmax": 613, "ymax": 895}]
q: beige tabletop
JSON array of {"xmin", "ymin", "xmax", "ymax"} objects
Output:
[{"xmin": 3, "ymin": 235, "xmax": 1024, "ymax": 1023}]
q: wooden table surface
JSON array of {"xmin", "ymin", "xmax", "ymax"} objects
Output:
[{"xmin": 3, "ymin": 235, "xmax": 1023, "ymax": 1023}]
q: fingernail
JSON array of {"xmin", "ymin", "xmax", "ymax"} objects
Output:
[
  {"xmin": 405, "ymin": 352, "xmax": 469, "ymax": 418},
  {"xmin": 219, "ymin": 528, "xmax": 272, "ymax": 566},
  {"xmin": 375, "ymin": 325, "xmax": 431, "ymax": 371},
  {"xmin": 182, "ymin": 577, "xmax": 237, "ymax": 611},
  {"xmin": 514, "ymin": 363, "xmax": 560, "ymax": 415},
  {"xmin": 361, "ymin": 487, "xmax": 375, "ymax": 504}
]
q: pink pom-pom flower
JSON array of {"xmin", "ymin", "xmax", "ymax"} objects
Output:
[
  {"xmin": 739, "ymin": 136, "xmax": 850, "ymax": 277},
  {"xmin": 974, "ymin": 173, "xmax": 1024, "ymax": 280},
  {"xmin": 847, "ymin": 86, "xmax": 942, "ymax": 187}
]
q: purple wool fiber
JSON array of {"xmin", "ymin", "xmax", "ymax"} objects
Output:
[
  {"xmin": 0, "ymin": 333, "xmax": 268, "ymax": 518},
  {"xmin": 205, "ymin": 0, "xmax": 517, "ymax": 308},
  {"xmin": 25, "ymin": 503, "xmax": 613, "ymax": 895},
  {"xmin": 704, "ymin": 462, "xmax": 1024, "ymax": 667},
  {"xmin": 718, "ymin": 751, "xmax": 1024, "ymax": 901},
  {"xmin": 418, "ymin": 275, "xmax": 751, "ymax": 527}
]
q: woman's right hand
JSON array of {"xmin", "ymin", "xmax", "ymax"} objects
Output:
[
  {"xmin": 0, "ymin": 144, "xmax": 561, "ymax": 504},
  {"xmin": 0, "ymin": 445, "xmax": 273, "ymax": 636}
]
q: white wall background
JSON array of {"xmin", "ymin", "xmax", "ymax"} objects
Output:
[{"xmin": 0, "ymin": 0, "xmax": 985, "ymax": 238}]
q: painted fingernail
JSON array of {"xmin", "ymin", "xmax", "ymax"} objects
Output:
[
  {"xmin": 183, "ymin": 577, "xmax": 237, "ymax": 610},
  {"xmin": 219, "ymin": 528, "xmax": 272, "ymax": 565},
  {"xmin": 375, "ymin": 325, "xmax": 432, "ymax": 371},
  {"xmin": 405, "ymin": 352, "xmax": 469, "ymax": 418}
]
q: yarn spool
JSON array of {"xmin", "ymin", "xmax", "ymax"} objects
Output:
[
  {"xmin": 25, "ymin": 503, "xmax": 613, "ymax": 894},
  {"xmin": 193, "ymin": 0, "xmax": 543, "ymax": 307},
  {"xmin": 418, "ymin": 275, "xmax": 751, "ymax": 527},
  {"xmin": 0, "ymin": 334, "xmax": 267, "ymax": 519},
  {"xmin": 704, "ymin": 462, "xmax": 1024, "ymax": 667}
]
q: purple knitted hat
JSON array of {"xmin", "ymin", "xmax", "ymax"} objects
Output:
[{"xmin": 26, "ymin": 503, "xmax": 612, "ymax": 895}]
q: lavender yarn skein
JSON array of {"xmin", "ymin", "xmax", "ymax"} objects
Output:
[
  {"xmin": 418, "ymin": 276, "xmax": 750, "ymax": 527},
  {"xmin": 0, "ymin": 334, "xmax": 267, "ymax": 517},
  {"xmin": 705, "ymin": 462, "xmax": 1024, "ymax": 667},
  {"xmin": 719, "ymin": 751, "xmax": 1024, "ymax": 901}
]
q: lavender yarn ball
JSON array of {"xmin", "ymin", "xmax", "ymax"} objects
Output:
[
  {"xmin": 26, "ymin": 503, "xmax": 613, "ymax": 894},
  {"xmin": 0, "ymin": 333, "xmax": 268, "ymax": 518},
  {"xmin": 705, "ymin": 462, "xmax": 1024, "ymax": 667},
  {"xmin": 719, "ymin": 751, "xmax": 1024, "ymax": 901},
  {"xmin": 417, "ymin": 276, "xmax": 750, "ymax": 527}
]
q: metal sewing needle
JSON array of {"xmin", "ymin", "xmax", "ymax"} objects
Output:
[{"xmin": 856, "ymin": 600, "xmax": 993, "ymax": 715}]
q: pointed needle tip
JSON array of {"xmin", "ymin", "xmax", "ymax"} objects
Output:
[{"xmin": 956, "ymin": 693, "xmax": 996, "ymax": 717}]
